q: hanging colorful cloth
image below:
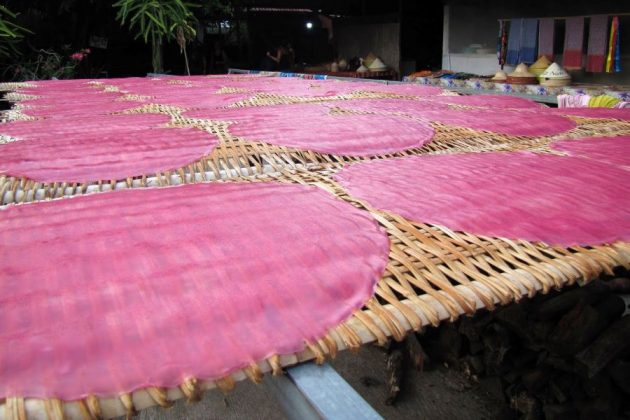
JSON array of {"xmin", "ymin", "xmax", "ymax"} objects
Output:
[
  {"xmin": 586, "ymin": 15, "xmax": 609, "ymax": 72},
  {"xmin": 506, "ymin": 19, "xmax": 522, "ymax": 65},
  {"xmin": 538, "ymin": 18, "xmax": 555, "ymax": 60},
  {"xmin": 605, "ymin": 16, "xmax": 621, "ymax": 73},
  {"xmin": 497, "ymin": 20, "xmax": 508, "ymax": 67},
  {"xmin": 520, "ymin": 19, "xmax": 539, "ymax": 64},
  {"xmin": 563, "ymin": 17, "xmax": 585, "ymax": 70}
]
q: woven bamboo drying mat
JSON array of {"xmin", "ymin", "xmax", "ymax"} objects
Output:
[
  {"xmin": 2, "ymin": 78, "xmax": 630, "ymax": 204},
  {"xmin": 1, "ymin": 78, "xmax": 630, "ymax": 419}
]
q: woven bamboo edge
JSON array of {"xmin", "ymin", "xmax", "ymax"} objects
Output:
[
  {"xmin": 0, "ymin": 82, "xmax": 37, "ymax": 91},
  {"xmin": 1, "ymin": 168, "xmax": 629, "ymax": 420}
]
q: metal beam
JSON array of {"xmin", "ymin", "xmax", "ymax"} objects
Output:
[{"xmin": 266, "ymin": 362, "xmax": 383, "ymax": 420}]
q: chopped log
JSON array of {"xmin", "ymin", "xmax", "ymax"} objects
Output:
[
  {"xmin": 534, "ymin": 281, "xmax": 610, "ymax": 321},
  {"xmin": 575, "ymin": 397, "xmax": 621, "ymax": 419},
  {"xmin": 482, "ymin": 323, "xmax": 512, "ymax": 376},
  {"xmin": 528, "ymin": 320, "xmax": 555, "ymax": 346},
  {"xmin": 502, "ymin": 367, "xmax": 526, "ymax": 385},
  {"xmin": 406, "ymin": 334, "xmax": 429, "ymax": 371},
  {"xmin": 469, "ymin": 340, "xmax": 485, "ymax": 355},
  {"xmin": 510, "ymin": 391, "xmax": 543, "ymax": 420},
  {"xmin": 547, "ymin": 301, "xmax": 606, "ymax": 356},
  {"xmin": 593, "ymin": 295, "xmax": 626, "ymax": 322},
  {"xmin": 461, "ymin": 354, "xmax": 484, "ymax": 377},
  {"xmin": 426, "ymin": 323, "xmax": 462, "ymax": 366},
  {"xmin": 458, "ymin": 316, "xmax": 481, "ymax": 342},
  {"xmin": 548, "ymin": 379, "xmax": 568, "ymax": 403},
  {"xmin": 542, "ymin": 403, "xmax": 578, "ymax": 420},
  {"xmin": 511, "ymin": 348, "xmax": 538, "ymax": 368},
  {"xmin": 385, "ymin": 340, "xmax": 404, "ymax": 405},
  {"xmin": 603, "ymin": 277, "xmax": 630, "ymax": 293},
  {"xmin": 575, "ymin": 315, "xmax": 630, "ymax": 378},
  {"xmin": 521, "ymin": 369, "xmax": 551, "ymax": 395},
  {"xmin": 540, "ymin": 355, "xmax": 574, "ymax": 374},
  {"xmin": 581, "ymin": 371, "xmax": 615, "ymax": 399},
  {"xmin": 607, "ymin": 359, "xmax": 630, "ymax": 394},
  {"xmin": 495, "ymin": 304, "xmax": 534, "ymax": 346}
]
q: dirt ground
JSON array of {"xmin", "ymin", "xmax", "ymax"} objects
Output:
[{"xmin": 134, "ymin": 344, "xmax": 508, "ymax": 419}]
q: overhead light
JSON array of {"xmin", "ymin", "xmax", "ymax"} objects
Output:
[{"xmin": 306, "ymin": 21, "xmax": 313, "ymax": 29}]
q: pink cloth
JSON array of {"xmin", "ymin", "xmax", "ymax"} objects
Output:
[
  {"xmin": 0, "ymin": 182, "xmax": 390, "ymax": 399},
  {"xmin": 332, "ymin": 99, "xmax": 575, "ymax": 136},
  {"xmin": 0, "ymin": 114, "xmax": 217, "ymax": 183},
  {"xmin": 557, "ymin": 94, "xmax": 591, "ymax": 108},
  {"xmin": 335, "ymin": 152, "xmax": 630, "ymax": 246},
  {"xmin": 563, "ymin": 17, "xmax": 585, "ymax": 70},
  {"xmin": 551, "ymin": 136, "xmax": 630, "ymax": 170},
  {"xmin": 586, "ymin": 15, "xmax": 609, "ymax": 73},
  {"xmin": 538, "ymin": 18, "xmax": 556, "ymax": 61},
  {"xmin": 185, "ymin": 103, "xmax": 435, "ymax": 156}
]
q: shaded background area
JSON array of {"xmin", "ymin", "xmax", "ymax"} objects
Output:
[{"xmin": 1, "ymin": 0, "xmax": 444, "ymax": 80}]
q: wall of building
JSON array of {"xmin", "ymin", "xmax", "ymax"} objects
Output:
[
  {"xmin": 442, "ymin": 0, "xmax": 630, "ymax": 84},
  {"xmin": 336, "ymin": 19, "xmax": 400, "ymax": 73}
]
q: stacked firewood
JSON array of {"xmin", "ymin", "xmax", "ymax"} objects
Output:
[{"xmin": 404, "ymin": 270, "xmax": 630, "ymax": 419}]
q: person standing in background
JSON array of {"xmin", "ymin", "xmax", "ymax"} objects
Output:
[{"xmin": 262, "ymin": 42, "xmax": 293, "ymax": 71}]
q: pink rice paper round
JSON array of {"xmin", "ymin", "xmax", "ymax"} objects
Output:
[
  {"xmin": 551, "ymin": 107, "xmax": 630, "ymax": 121},
  {"xmin": 203, "ymin": 77, "xmax": 362, "ymax": 97},
  {"xmin": 334, "ymin": 152, "xmax": 630, "ymax": 246},
  {"xmin": 146, "ymin": 92, "xmax": 251, "ymax": 109},
  {"xmin": 184, "ymin": 103, "xmax": 435, "ymax": 156},
  {"xmin": 332, "ymin": 99, "xmax": 575, "ymax": 136},
  {"xmin": 551, "ymin": 136, "xmax": 630, "ymax": 170},
  {"xmin": 0, "ymin": 113, "xmax": 218, "ymax": 183},
  {"xmin": 14, "ymin": 81, "xmax": 147, "ymax": 118},
  {"xmin": 106, "ymin": 77, "xmax": 359, "ymax": 101},
  {"xmin": 91, "ymin": 78, "xmax": 253, "ymax": 109},
  {"xmin": 16, "ymin": 79, "xmax": 100, "ymax": 94},
  {"xmin": 0, "ymin": 182, "xmax": 390, "ymax": 400},
  {"xmin": 19, "ymin": 96, "xmax": 146, "ymax": 119}
]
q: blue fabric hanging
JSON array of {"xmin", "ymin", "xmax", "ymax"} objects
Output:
[
  {"xmin": 519, "ymin": 19, "xmax": 539, "ymax": 63},
  {"xmin": 506, "ymin": 18, "xmax": 539, "ymax": 65},
  {"xmin": 506, "ymin": 19, "xmax": 522, "ymax": 65}
]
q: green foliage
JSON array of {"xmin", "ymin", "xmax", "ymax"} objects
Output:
[
  {"xmin": 2, "ymin": 47, "xmax": 90, "ymax": 81},
  {"xmin": 113, "ymin": 0, "xmax": 198, "ymax": 73},
  {"xmin": 0, "ymin": 5, "xmax": 32, "ymax": 58},
  {"xmin": 113, "ymin": 0, "xmax": 197, "ymax": 44},
  {"xmin": 202, "ymin": 0, "xmax": 234, "ymax": 18}
]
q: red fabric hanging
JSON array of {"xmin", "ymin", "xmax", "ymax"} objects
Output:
[{"xmin": 563, "ymin": 17, "xmax": 585, "ymax": 70}]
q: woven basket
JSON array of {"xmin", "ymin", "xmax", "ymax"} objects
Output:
[
  {"xmin": 506, "ymin": 76, "xmax": 538, "ymax": 85},
  {"xmin": 540, "ymin": 78, "xmax": 571, "ymax": 87}
]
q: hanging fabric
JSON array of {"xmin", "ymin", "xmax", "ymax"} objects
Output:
[
  {"xmin": 520, "ymin": 19, "xmax": 539, "ymax": 63},
  {"xmin": 506, "ymin": 19, "xmax": 538, "ymax": 65},
  {"xmin": 605, "ymin": 16, "xmax": 622, "ymax": 73},
  {"xmin": 538, "ymin": 18, "xmax": 555, "ymax": 60},
  {"xmin": 586, "ymin": 15, "xmax": 609, "ymax": 72},
  {"xmin": 497, "ymin": 20, "xmax": 508, "ymax": 67},
  {"xmin": 506, "ymin": 19, "xmax": 522, "ymax": 65},
  {"xmin": 614, "ymin": 18, "xmax": 622, "ymax": 72},
  {"xmin": 563, "ymin": 17, "xmax": 585, "ymax": 70}
]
